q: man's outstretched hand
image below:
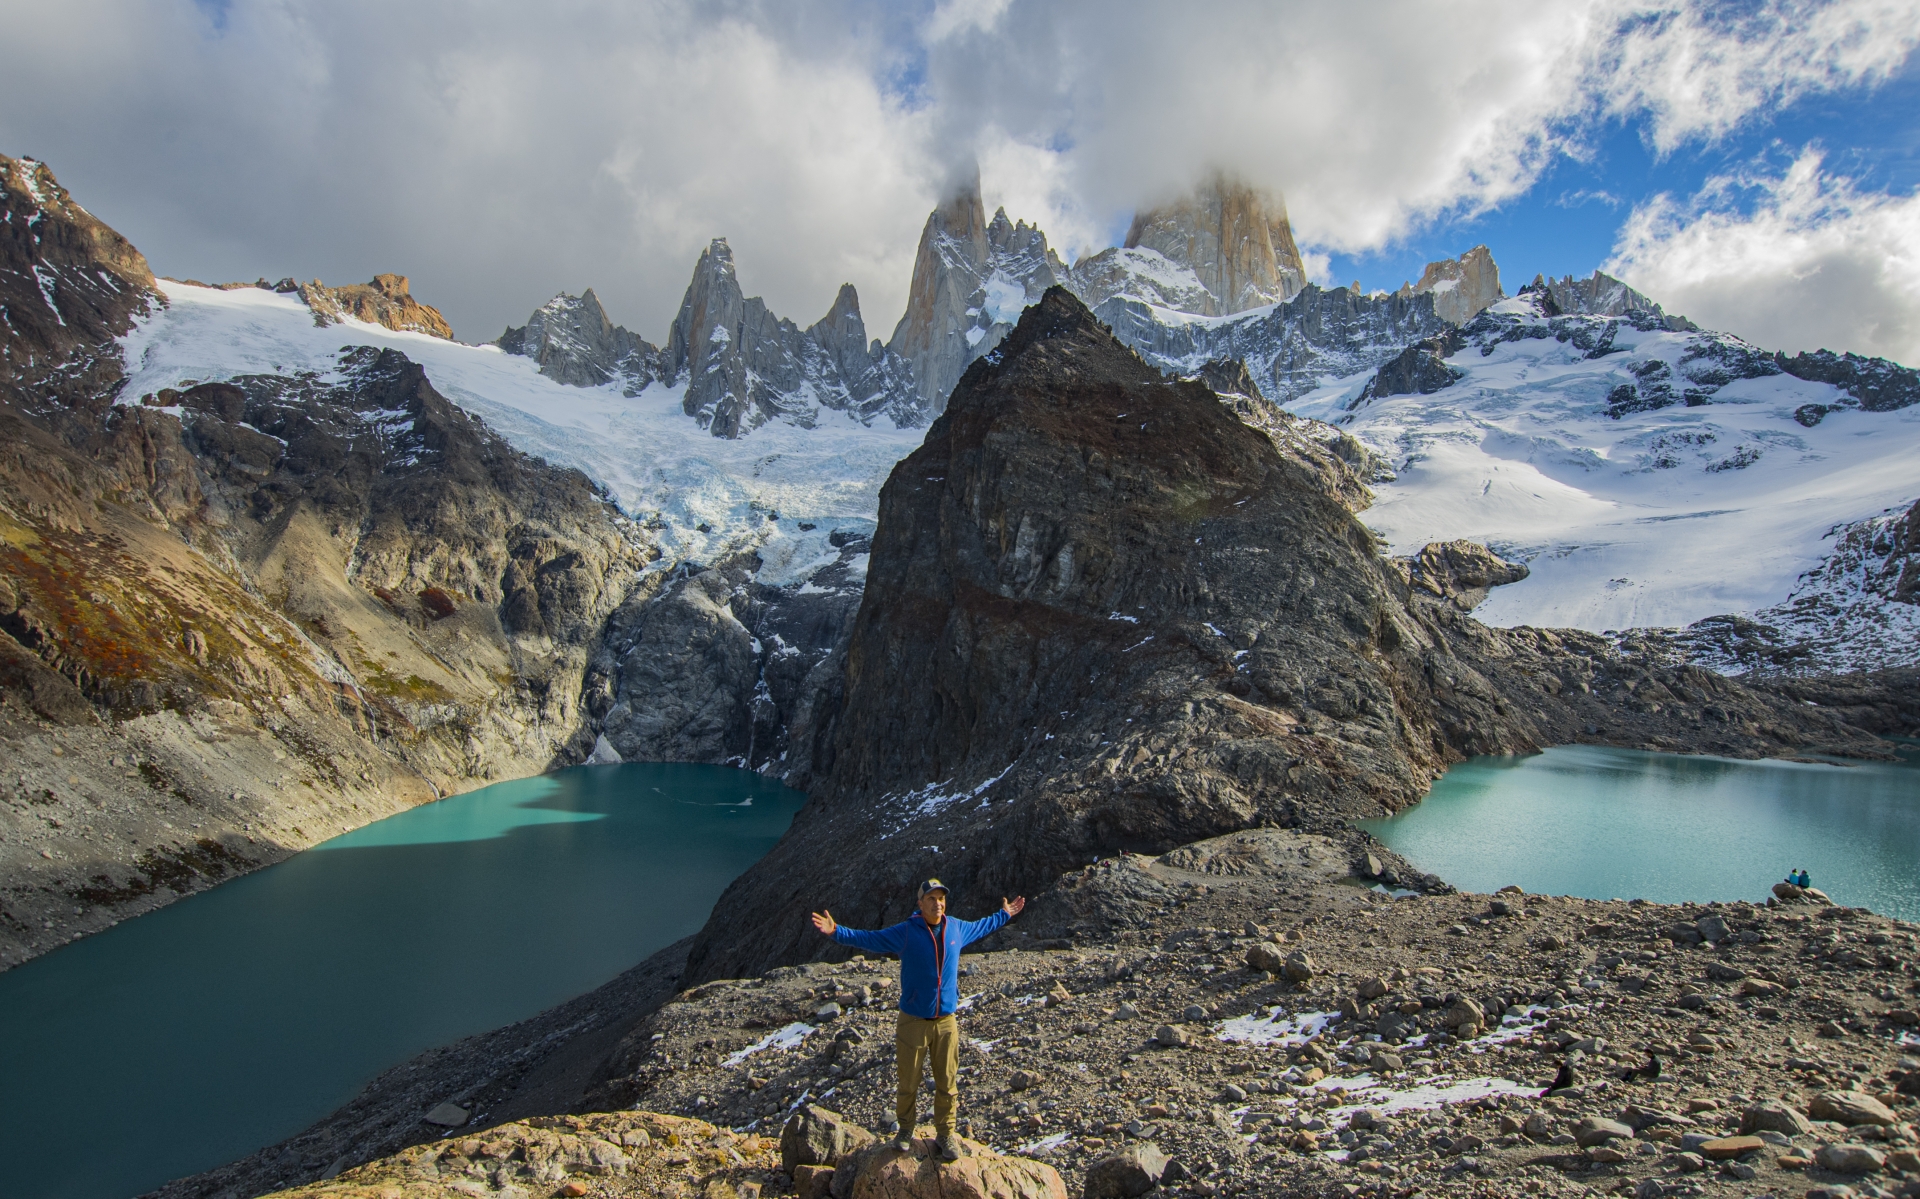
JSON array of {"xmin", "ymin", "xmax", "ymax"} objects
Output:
[
  {"xmin": 810, "ymin": 909, "xmax": 837, "ymax": 936},
  {"xmin": 1002, "ymin": 896, "xmax": 1026, "ymax": 918}
]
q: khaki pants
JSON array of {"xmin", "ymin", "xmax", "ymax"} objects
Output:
[{"xmin": 895, "ymin": 1013, "xmax": 959, "ymax": 1138}]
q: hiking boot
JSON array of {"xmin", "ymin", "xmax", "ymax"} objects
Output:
[
  {"xmin": 935, "ymin": 1137, "xmax": 960, "ymax": 1162},
  {"xmin": 891, "ymin": 1133, "xmax": 914, "ymax": 1154}
]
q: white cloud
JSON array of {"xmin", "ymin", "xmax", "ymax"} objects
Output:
[
  {"xmin": 1, "ymin": 1, "xmax": 1914, "ymax": 348},
  {"xmin": 1605, "ymin": 148, "xmax": 1920, "ymax": 363}
]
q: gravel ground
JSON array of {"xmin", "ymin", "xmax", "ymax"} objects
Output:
[{"xmin": 585, "ymin": 829, "xmax": 1920, "ymax": 1199}]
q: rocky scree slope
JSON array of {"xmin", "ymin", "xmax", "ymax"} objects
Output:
[
  {"xmin": 584, "ymin": 830, "xmax": 1920, "ymax": 1199},
  {"xmin": 679, "ymin": 288, "xmax": 1892, "ymax": 987},
  {"xmin": 0, "ymin": 154, "xmax": 648, "ymax": 969}
]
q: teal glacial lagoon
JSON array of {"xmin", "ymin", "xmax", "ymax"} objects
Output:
[
  {"xmin": 1362, "ymin": 744, "xmax": 1920, "ymax": 919},
  {"xmin": 0, "ymin": 763, "xmax": 805, "ymax": 1199}
]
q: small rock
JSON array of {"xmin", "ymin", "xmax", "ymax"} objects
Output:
[
  {"xmin": 1588, "ymin": 1145, "xmax": 1630, "ymax": 1163},
  {"xmin": 1672, "ymin": 1151, "xmax": 1707, "ymax": 1172},
  {"xmin": 1574, "ymin": 1117, "xmax": 1635, "ymax": 1147},
  {"xmin": 1281, "ymin": 951, "xmax": 1315, "ymax": 983},
  {"xmin": 1488, "ymin": 899, "xmax": 1513, "ymax": 917},
  {"xmin": 1819, "ymin": 1019, "xmax": 1849, "ymax": 1038},
  {"xmin": 560, "ymin": 1183, "xmax": 589, "ymax": 1198},
  {"xmin": 1113, "ymin": 1003, "xmax": 1138, "ymax": 1021},
  {"xmin": 1738, "ymin": 977, "xmax": 1784, "ymax": 997},
  {"xmin": 815, "ymin": 1001, "xmax": 843, "ymax": 1020},
  {"xmin": 1181, "ymin": 1004, "xmax": 1207, "ymax": 1022},
  {"xmin": 1355, "ymin": 976, "xmax": 1389, "ymax": 1000},
  {"xmin": 1699, "ymin": 1135, "xmax": 1763, "ymax": 1160},
  {"xmin": 1364, "ymin": 854, "xmax": 1383, "ymax": 878},
  {"xmin": 1219, "ymin": 1084, "xmax": 1247, "ymax": 1103},
  {"xmin": 1809, "ymin": 1090, "xmax": 1897, "ymax": 1127},
  {"xmin": 792, "ymin": 1163, "xmax": 835, "ymax": 1199},
  {"xmin": 423, "ymin": 1102, "xmax": 469, "ymax": 1126},
  {"xmin": 1695, "ymin": 915, "xmax": 1730, "ymax": 943},
  {"xmin": 1721, "ymin": 1160, "xmax": 1758, "ymax": 1181},
  {"xmin": 780, "ymin": 1103, "xmax": 874, "ymax": 1175},
  {"xmin": 1152, "ymin": 1024, "xmax": 1189, "ymax": 1048},
  {"xmin": 1009, "ymin": 1070, "xmax": 1037, "ymax": 1092},
  {"xmin": 1815, "ymin": 1143, "xmax": 1886, "ymax": 1174},
  {"xmin": 1083, "ymin": 1140, "xmax": 1169, "ymax": 1198}
]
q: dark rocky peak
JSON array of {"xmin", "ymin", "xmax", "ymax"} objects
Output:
[
  {"xmin": 663, "ymin": 238, "xmax": 920, "ymax": 437},
  {"xmin": 681, "ymin": 286, "xmax": 1886, "ymax": 983},
  {"xmin": 1396, "ymin": 245, "xmax": 1503, "ymax": 325},
  {"xmin": 295, "ymin": 274, "xmax": 455, "ymax": 340},
  {"xmin": 497, "ymin": 288, "xmax": 667, "ymax": 394},
  {"xmin": 806, "ymin": 282, "xmax": 871, "ymax": 385},
  {"xmin": 0, "ymin": 154, "xmax": 158, "ymax": 407}
]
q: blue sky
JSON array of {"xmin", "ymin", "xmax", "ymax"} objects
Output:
[{"xmin": 1328, "ymin": 57, "xmax": 1920, "ymax": 302}]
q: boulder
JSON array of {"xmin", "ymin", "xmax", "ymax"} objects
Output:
[
  {"xmin": 1773, "ymin": 881, "xmax": 1805, "ymax": 900},
  {"xmin": 783, "ymin": 1104, "xmax": 876, "ymax": 1175},
  {"xmin": 1082, "ymin": 1142, "xmax": 1170, "ymax": 1199},
  {"xmin": 1808, "ymin": 1091, "xmax": 1897, "ymax": 1127},
  {"xmin": 1281, "ymin": 951, "xmax": 1316, "ymax": 983},
  {"xmin": 848, "ymin": 1138, "xmax": 1066, "ymax": 1199},
  {"xmin": 1740, "ymin": 1100, "xmax": 1813, "ymax": 1137},
  {"xmin": 1355, "ymin": 976, "xmax": 1390, "ymax": 1001},
  {"xmin": 1245, "ymin": 942, "xmax": 1285, "ymax": 974},
  {"xmin": 1573, "ymin": 1117, "xmax": 1635, "ymax": 1147},
  {"xmin": 1153, "ymin": 1024, "xmax": 1190, "ymax": 1048},
  {"xmin": 422, "ymin": 1102, "xmax": 470, "ymax": 1127},
  {"xmin": 1695, "ymin": 914, "xmax": 1730, "ymax": 943},
  {"xmin": 1814, "ymin": 1143, "xmax": 1886, "ymax": 1174}
]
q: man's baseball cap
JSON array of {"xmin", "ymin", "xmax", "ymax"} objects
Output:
[{"xmin": 918, "ymin": 878, "xmax": 948, "ymax": 898}]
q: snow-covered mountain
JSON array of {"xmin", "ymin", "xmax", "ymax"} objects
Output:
[
  {"xmin": 122, "ymin": 166, "xmax": 1920, "ymax": 673},
  {"xmin": 1287, "ymin": 284, "xmax": 1920, "ymax": 668},
  {"xmin": 121, "ymin": 281, "xmax": 923, "ymax": 579}
]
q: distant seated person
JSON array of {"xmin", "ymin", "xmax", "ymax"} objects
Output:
[{"xmin": 1797, "ymin": 869, "xmax": 1811, "ymax": 888}]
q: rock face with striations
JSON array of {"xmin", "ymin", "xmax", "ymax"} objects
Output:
[
  {"xmin": 886, "ymin": 166, "xmax": 1072, "ymax": 418},
  {"xmin": 1085, "ymin": 172, "xmax": 1307, "ymax": 316},
  {"xmin": 1401, "ymin": 245, "xmax": 1503, "ymax": 326},
  {"xmin": 680, "ymin": 288, "xmax": 1887, "ymax": 983}
]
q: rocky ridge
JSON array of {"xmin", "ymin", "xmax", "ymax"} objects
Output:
[
  {"xmin": 295, "ymin": 274, "xmax": 456, "ymax": 339},
  {"xmin": 677, "ymin": 288, "xmax": 1893, "ymax": 988}
]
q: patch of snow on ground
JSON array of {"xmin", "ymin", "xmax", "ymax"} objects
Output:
[
  {"xmin": 119, "ymin": 282, "xmax": 924, "ymax": 574},
  {"xmin": 723, "ymin": 1021, "xmax": 815, "ymax": 1067},
  {"xmin": 1314, "ymin": 1072, "xmax": 1540, "ymax": 1118},
  {"xmin": 1289, "ymin": 318, "xmax": 1920, "ymax": 634},
  {"xmin": 1216, "ymin": 1007, "xmax": 1337, "ymax": 1048}
]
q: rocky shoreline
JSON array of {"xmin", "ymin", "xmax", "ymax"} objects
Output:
[{"xmin": 221, "ymin": 826, "xmax": 1919, "ymax": 1199}]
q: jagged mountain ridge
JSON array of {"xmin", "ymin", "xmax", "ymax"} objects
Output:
[{"xmin": 488, "ymin": 171, "xmax": 1501, "ymax": 438}]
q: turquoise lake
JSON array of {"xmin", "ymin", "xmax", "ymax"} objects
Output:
[
  {"xmin": 1362, "ymin": 743, "xmax": 1920, "ymax": 919},
  {"xmin": 0, "ymin": 763, "xmax": 806, "ymax": 1199}
]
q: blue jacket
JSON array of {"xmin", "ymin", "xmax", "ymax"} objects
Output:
[{"xmin": 833, "ymin": 909, "xmax": 1009, "ymax": 1018}]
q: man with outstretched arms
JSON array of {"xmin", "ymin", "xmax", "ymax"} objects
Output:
[{"xmin": 810, "ymin": 880, "xmax": 1025, "ymax": 1160}]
